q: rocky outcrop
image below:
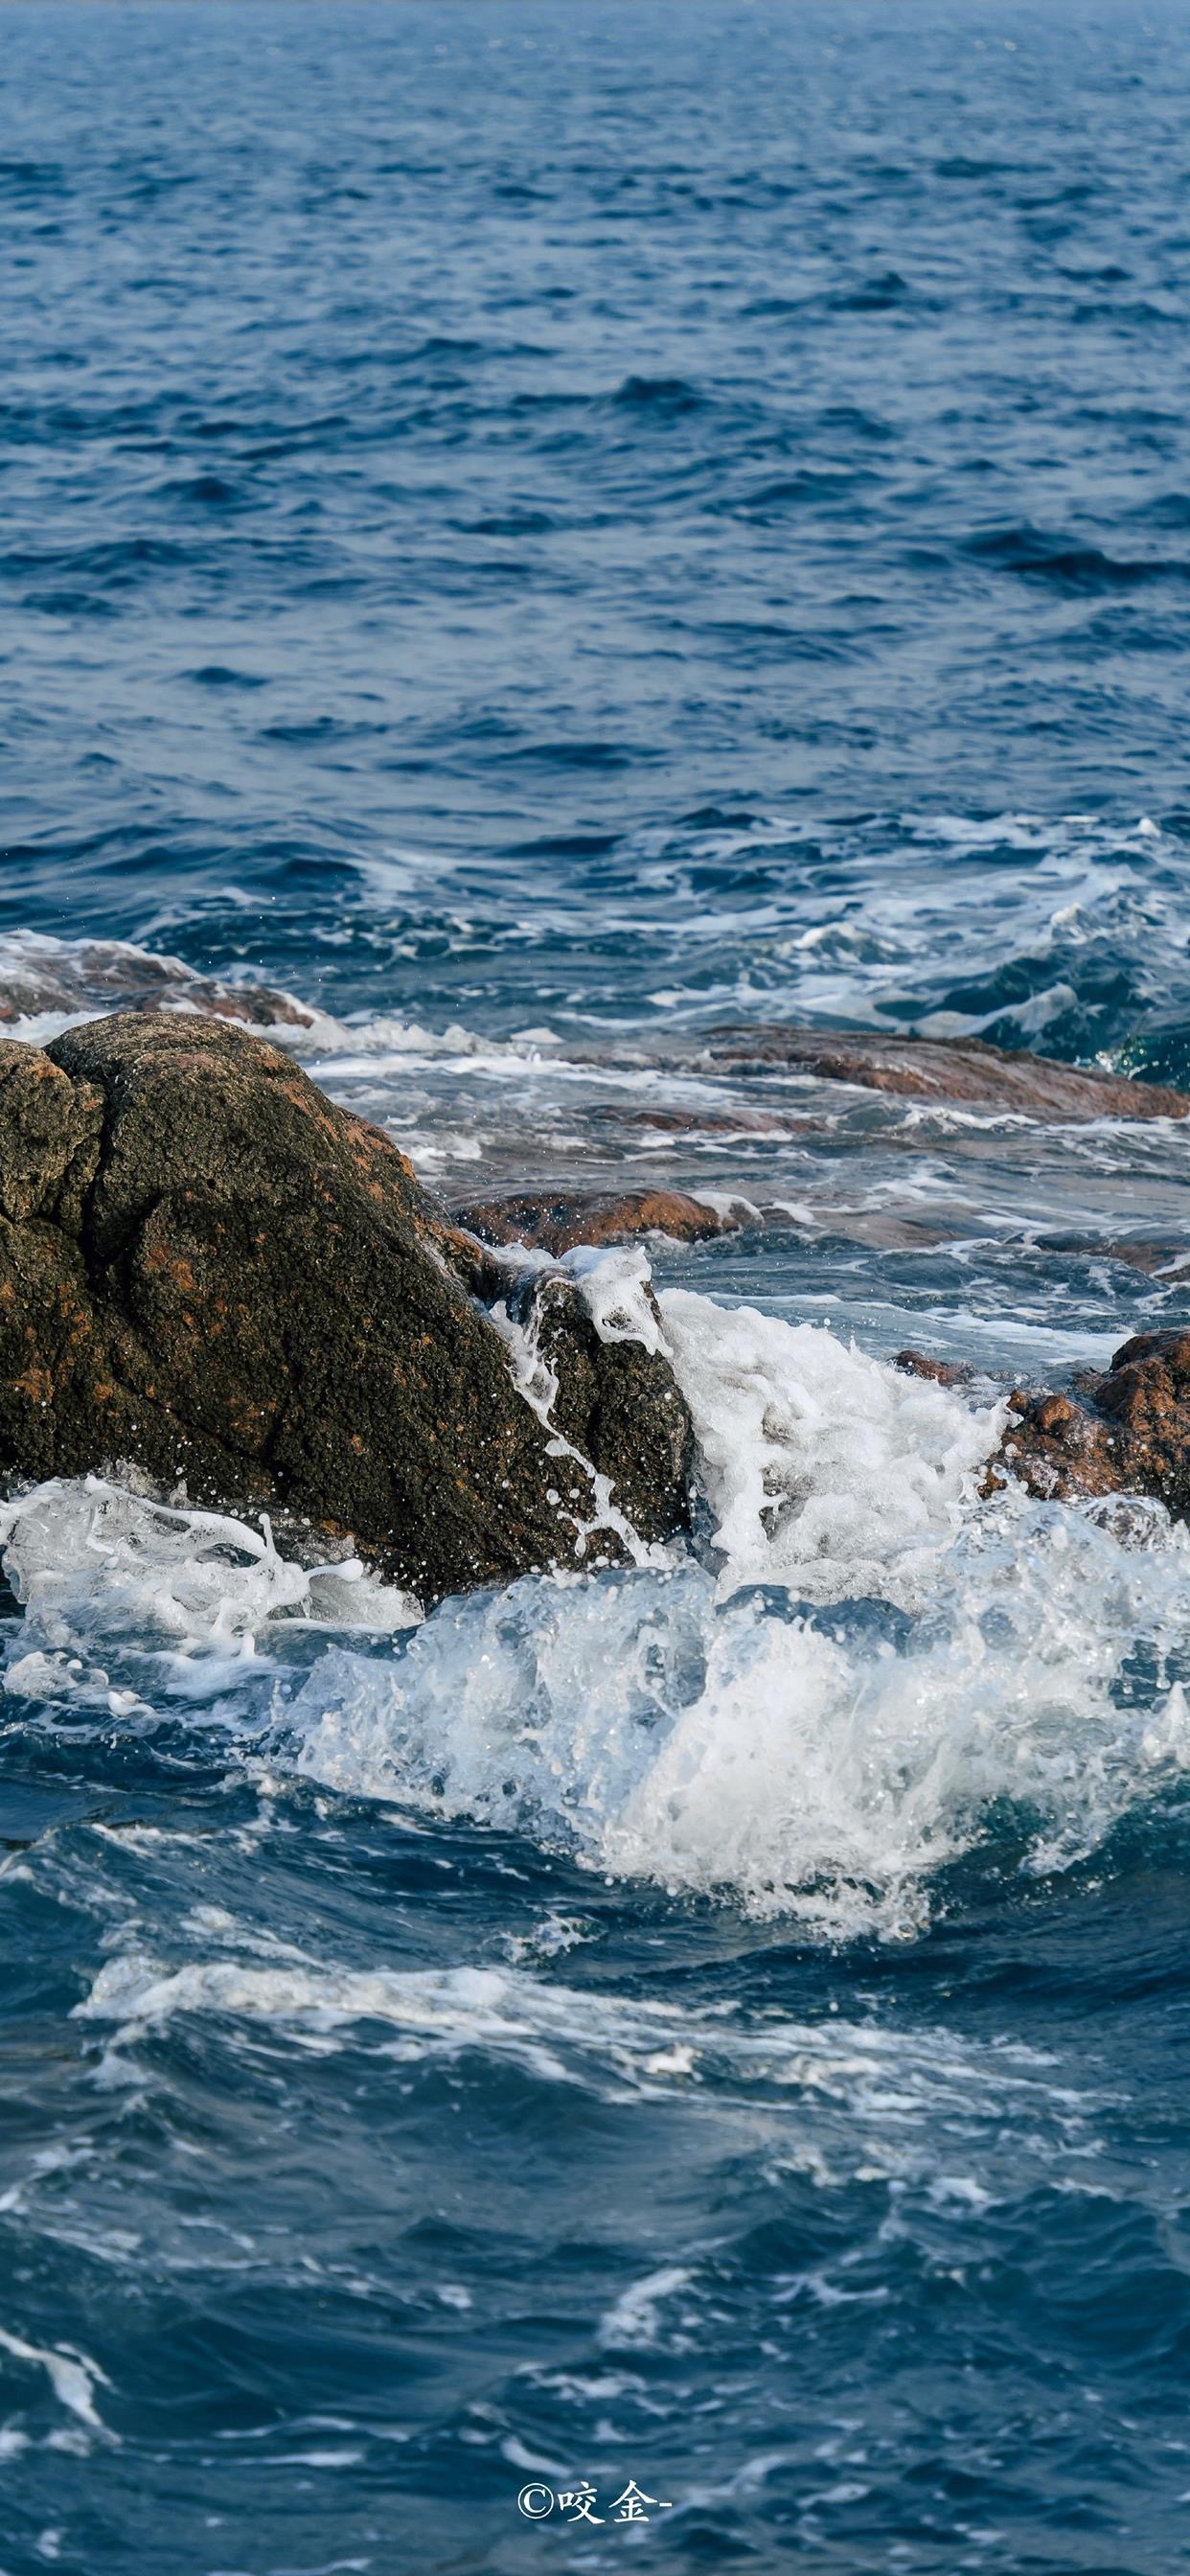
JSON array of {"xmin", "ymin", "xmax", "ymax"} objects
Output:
[
  {"xmin": 899, "ymin": 1331, "xmax": 1190, "ymax": 1522},
  {"xmin": 0, "ymin": 1014, "xmax": 694, "ymax": 1600},
  {"xmin": 6, "ymin": 1008, "xmax": 1184, "ymax": 1587},
  {"xmin": 989, "ymin": 1331, "xmax": 1190, "ymax": 1519},
  {"xmin": 683, "ymin": 1026, "xmax": 1189, "ymax": 1122},
  {"xmin": 454, "ymin": 1186, "xmax": 746, "ymax": 1255}
]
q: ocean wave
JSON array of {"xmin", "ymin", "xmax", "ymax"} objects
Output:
[
  {"xmin": 73, "ymin": 1941, "xmax": 1096, "ymax": 2165},
  {"xmin": 2, "ymin": 810, "xmax": 1182, "ymax": 1080},
  {"xmin": 283, "ymin": 1490, "xmax": 1190, "ymax": 1942},
  {"xmin": 965, "ymin": 526, "xmax": 1186, "ymax": 593},
  {"xmin": 5, "ymin": 1289, "xmax": 1185, "ymax": 1944}
]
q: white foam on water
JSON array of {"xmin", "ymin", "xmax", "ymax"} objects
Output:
[
  {"xmin": 658, "ymin": 1285, "xmax": 1003, "ymax": 1597},
  {"xmin": 0, "ymin": 1479, "xmax": 419, "ymax": 1715},
  {"xmin": 283, "ymin": 1490, "xmax": 1190, "ymax": 1939},
  {"xmin": 270, "ymin": 1264, "xmax": 1190, "ymax": 1939},
  {"xmin": 605, "ymin": 809, "xmax": 1182, "ymax": 1038},
  {"xmin": 598, "ymin": 2266, "xmax": 694, "ymax": 2349},
  {"xmin": 73, "ymin": 1941, "xmax": 1087, "ymax": 2156},
  {"xmin": 4, "ymin": 1283, "xmax": 1188, "ymax": 1939},
  {"xmin": 0, "ymin": 2324, "xmax": 115, "ymax": 2443}
]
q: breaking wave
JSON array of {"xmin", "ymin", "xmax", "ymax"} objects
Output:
[{"xmin": 4, "ymin": 1278, "xmax": 1187, "ymax": 1944}]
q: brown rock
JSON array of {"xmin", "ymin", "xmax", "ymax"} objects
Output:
[
  {"xmin": 686, "ymin": 1026, "xmax": 1188, "ymax": 1122},
  {"xmin": 454, "ymin": 1186, "xmax": 747, "ymax": 1255},
  {"xmin": 0, "ymin": 1015, "xmax": 694, "ymax": 1600},
  {"xmin": 893, "ymin": 1349, "xmax": 976, "ymax": 1389},
  {"xmin": 993, "ymin": 1329, "xmax": 1190, "ymax": 1518}
]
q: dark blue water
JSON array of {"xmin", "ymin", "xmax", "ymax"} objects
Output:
[{"xmin": 4, "ymin": 6, "xmax": 1190, "ymax": 2572}]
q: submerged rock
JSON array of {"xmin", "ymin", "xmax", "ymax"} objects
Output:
[
  {"xmin": 454, "ymin": 1185, "xmax": 746, "ymax": 1254},
  {"xmin": 894, "ymin": 1348, "xmax": 977, "ymax": 1390},
  {"xmin": 992, "ymin": 1330, "xmax": 1190, "ymax": 1520},
  {"xmin": 0, "ymin": 1014, "xmax": 693, "ymax": 1599},
  {"xmin": 0, "ymin": 932, "xmax": 314, "ymax": 1032},
  {"xmin": 685, "ymin": 1026, "xmax": 1189, "ymax": 1121}
]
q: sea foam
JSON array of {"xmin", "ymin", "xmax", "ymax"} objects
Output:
[
  {"xmin": 4, "ymin": 1287, "xmax": 1188, "ymax": 1940},
  {"xmin": 280, "ymin": 1282, "xmax": 1190, "ymax": 1935}
]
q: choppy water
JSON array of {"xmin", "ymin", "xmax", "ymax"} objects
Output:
[{"xmin": 4, "ymin": 5, "xmax": 1190, "ymax": 2572}]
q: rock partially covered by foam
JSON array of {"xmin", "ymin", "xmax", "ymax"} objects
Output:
[
  {"xmin": 0, "ymin": 929, "xmax": 315, "ymax": 1034},
  {"xmin": 992, "ymin": 1330, "xmax": 1190, "ymax": 1520},
  {"xmin": 0, "ymin": 1014, "xmax": 693, "ymax": 1599}
]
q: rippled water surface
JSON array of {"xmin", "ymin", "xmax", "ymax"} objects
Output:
[{"xmin": 4, "ymin": 5, "xmax": 1190, "ymax": 2572}]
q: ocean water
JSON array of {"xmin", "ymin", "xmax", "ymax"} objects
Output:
[{"xmin": 4, "ymin": 4, "xmax": 1190, "ymax": 2571}]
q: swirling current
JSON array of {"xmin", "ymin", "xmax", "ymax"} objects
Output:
[{"xmin": 3, "ymin": 6, "xmax": 1190, "ymax": 2572}]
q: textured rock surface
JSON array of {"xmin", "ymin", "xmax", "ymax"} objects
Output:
[
  {"xmin": 0, "ymin": 1014, "xmax": 694, "ymax": 1598},
  {"xmin": 454, "ymin": 1185, "xmax": 745, "ymax": 1254},
  {"xmin": 684, "ymin": 1026, "xmax": 1189, "ymax": 1121},
  {"xmin": 992, "ymin": 1330, "xmax": 1190, "ymax": 1519},
  {"xmin": 507, "ymin": 1271, "xmax": 695, "ymax": 1537}
]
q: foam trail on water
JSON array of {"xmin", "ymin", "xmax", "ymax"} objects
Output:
[{"xmin": 73, "ymin": 1939, "xmax": 1096, "ymax": 2176}]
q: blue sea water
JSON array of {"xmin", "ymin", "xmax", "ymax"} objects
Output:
[{"xmin": 4, "ymin": 4, "xmax": 1190, "ymax": 2571}]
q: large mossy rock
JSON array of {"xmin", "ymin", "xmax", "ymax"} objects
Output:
[{"xmin": 0, "ymin": 1014, "xmax": 693, "ymax": 1599}]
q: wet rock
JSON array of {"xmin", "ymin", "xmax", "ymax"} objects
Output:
[
  {"xmin": 992, "ymin": 1330, "xmax": 1190, "ymax": 1519},
  {"xmin": 0, "ymin": 1014, "xmax": 693, "ymax": 1599},
  {"xmin": 596, "ymin": 1106, "xmax": 812, "ymax": 1139},
  {"xmin": 454, "ymin": 1185, "xmax": 748, "ymax": 1254},
  {"xmin": 0, "ymin": 932, "xmax": 314, "ymax": 1032},
  {"xmin": 894, "ymin": 1348, "xmax": 976, "ymax": 1389},
  {"xmin": 1036, "ymin": 1236, "xmax": 1182, "ymax": 1276},
  {"xmin": 509, "ymin": 1271, "xmax": 696, "ymax": 1539},
  {"xmin": 686, "ymin": 1026, "xmax": 1189, "ymax": 1122}
]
